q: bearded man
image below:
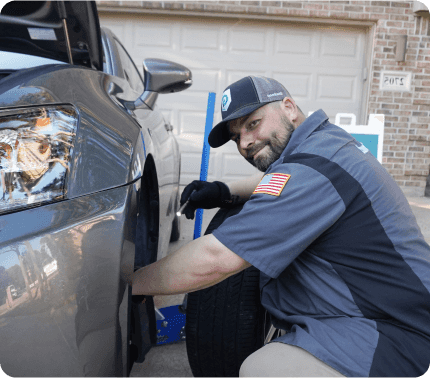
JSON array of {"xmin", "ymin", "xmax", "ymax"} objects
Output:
[{"xmin": 133, "ymin": 76, "xmax": 430, "ymax": 377}]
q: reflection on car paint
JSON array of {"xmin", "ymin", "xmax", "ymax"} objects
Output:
[{"xmin": 0, "ymin": 185, "xmax": 135, "ymax": 376}]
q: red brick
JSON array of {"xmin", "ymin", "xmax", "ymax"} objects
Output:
[
  {"xmin": 289, "ymin": 9, "xmax": 310, "ymax": 16},
  {"xmin": 371, "ymin": 13, "xmax": 390, "ymax": 20},
  {"xmin": 330, "ymin": 11, "xmax": 349, "ymax": 18},
  {"xmin": 264, "ymin": 1, "xmax": 282, "ymax": 5},
  {"xmin": 304, "ymin": 3, "xmax": 323, "ymax": 9},
  {"xmin": 163, "ymin": 2, "xmax": 186, "ymax": 9},
  {"xmin": 352, "ymin": 12, "xmax": 371, "ymax": 19},
  {"xmin": 140, "ymin": 1, "xmax": 163, "ymax": 8},
  {"xmin": 391, "ymin": 1, "xmax": 410, "ymax": 8},
  {"xmin": 344, "ymin": 5, "xmax": 364, "ymax": 11},
  {"xmin": 240, "ymin": 1, "xmax": 260, "ymax": 5},
  {"xmin": 390, "ymin": 14, "xmax": 410, "ymax": 21},
  {"xmin": 387, "ymin": 21, "xmax": 403, "ymax": 27},
  {"xmin": 247, "ymin": 6, "xmax": 267, "ymax": 13},
  {"xmin": 371, "ymin": 1, "xmax": 390, "ymax": 5},
  {"xmin": 267, "ymin": 7, "xmax": 290, "ymax": 15},
  {"xmin": 226, "ymin": 5, "xmax": 247, "ymax": 12},
  {"xmin": 326, "ymin": 4, "xmax": 343, "ymax": 10},
  {"xmin": 282, "ymin": 2, "xmax": 302, "ymax": 8}
]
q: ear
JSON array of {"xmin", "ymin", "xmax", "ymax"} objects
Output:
[{"xmin": 280, "ymin": 97, "xmax": 300, "ymax": 125}]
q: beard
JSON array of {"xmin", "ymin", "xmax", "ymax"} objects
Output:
[{"xmin": 245, "ymin": 115, "xmax": 295, "ymax": 172}]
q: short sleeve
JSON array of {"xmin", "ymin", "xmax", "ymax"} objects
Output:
[{"xmin": 212, "ymin": 162, "xmax": 346, "ymax": 278}]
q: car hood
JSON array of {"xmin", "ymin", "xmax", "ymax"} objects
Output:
[{"xmin": 0, "ymin": 1, "xmax": 102, "ymax": 70}]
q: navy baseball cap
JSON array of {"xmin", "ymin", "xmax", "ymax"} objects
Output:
[{"xmin": 208, "ymin": 76, "xmax": 291, "ymax": 148}]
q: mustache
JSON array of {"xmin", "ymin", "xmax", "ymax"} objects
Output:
[{"xmin": 244, "ymin": 141, "xmax": 270, "ymax": 160}]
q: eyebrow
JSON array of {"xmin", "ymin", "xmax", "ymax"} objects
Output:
[{"xmin": 229, "ymin": 115, "xmax": 251, "ymax": 139}]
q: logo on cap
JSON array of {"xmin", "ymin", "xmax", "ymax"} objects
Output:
[{"xmin": 221, "ymin": 89, "xmax": 231, "ymax": 112}]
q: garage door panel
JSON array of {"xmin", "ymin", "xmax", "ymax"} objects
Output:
[
  {"xmin": 134, "ymin": 23, "xmax": 173, "ymax": 48},
  {"xmin": 180, "ymin": 152, "xmax": 217, "ymax": 185},
  {"xmin": 179, "ymin": 111, "xmax": 207, "ymax": 134},
  {"xmin": 185, "ymin": 69, "xmax": 220, "ymax": 93},
  {"xmin": 317, "ymin": 75, "xmax": 357, "ymax": 101},
  {"xmin": 228, "ymin": 28, "xmax": 268, "ymax": 54},
  {"xmin": 272, "ymin": 72, "xmax": 312, "ymax": 100},
  {"xmin": 274, "ymin": 30, "xmax": 314, "ymax": 56},
  {"xmin": 181, "ymin": 26, "xmax": 221, "ymax": 51}
]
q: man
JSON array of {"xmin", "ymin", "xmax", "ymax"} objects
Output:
[{"xmin": 133, "ymin": 76, "xmax": 430, "ymax": 377}]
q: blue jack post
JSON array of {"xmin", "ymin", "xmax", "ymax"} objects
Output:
[{"xmin": 156, "ymin": 92, "xmax": 216, "ymax": 345}]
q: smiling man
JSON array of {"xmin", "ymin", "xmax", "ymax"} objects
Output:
[{"xmin": 133, "ymin": 76, "xmax": 430, "ymax": 377}]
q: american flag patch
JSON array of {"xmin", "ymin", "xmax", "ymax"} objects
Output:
[{"xmin": 253, "ymin": 173, "xmax": 291, "ymax": 196}]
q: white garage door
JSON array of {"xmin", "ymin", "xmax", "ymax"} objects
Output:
[{"xmin": 100, "ymin": 14, "xmax": 369, "ymax": 184}]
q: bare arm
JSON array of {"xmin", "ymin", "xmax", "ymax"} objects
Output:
[
  {"xmin": 225, "ymin": 172, "xmax": 264, "ymax": 203},
  {"xmin": 132, "ymin": 234, "xmax": 251, "ymax": 296}
]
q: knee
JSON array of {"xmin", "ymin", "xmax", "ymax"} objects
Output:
[
  {"xmin": 239, "ymin": 349, "xmax": 268, "ymax": 377},
  {"xmin": 239, "ymin": 353, "xmax": 255, "ymax": 377}
]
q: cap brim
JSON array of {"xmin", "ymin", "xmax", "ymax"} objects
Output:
[{"xmin": 208, "ymin": 102, "xmax": 267, "ymax": 148}]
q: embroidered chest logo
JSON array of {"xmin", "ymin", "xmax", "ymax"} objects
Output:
[{"xmin": 253, "ymin": 173, "xmax": 291, "ymax": 196}]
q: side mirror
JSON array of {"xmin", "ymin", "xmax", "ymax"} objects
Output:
[{"xmin": 131, "ymin": 58, "xmax": 192, "ymax": 110}]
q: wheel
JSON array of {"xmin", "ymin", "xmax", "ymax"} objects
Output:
[
  {"xmin": 185, "ymin": 267, "xmax": 266, "ymax": 377},
  {"xmin": 185, "ymin": 205, "xmax": 267, "ymax": 377}
]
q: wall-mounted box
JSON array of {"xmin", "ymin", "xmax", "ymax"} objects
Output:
[{"xmin": 379, "ymin": 71, "xmax": 412, "ymax": 92}]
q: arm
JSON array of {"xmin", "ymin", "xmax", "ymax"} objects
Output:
[
  {"xmin": 226, "ymin": 172, "xmax": 264, "ymax": 203},
  {"xmin": 132, "ymin": 234, "xmax": 252, "ymax": 296}
]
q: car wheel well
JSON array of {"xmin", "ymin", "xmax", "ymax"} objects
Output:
[{"xmin": 135, "ymin": 154, "xmax": 160, "ymax": 269}]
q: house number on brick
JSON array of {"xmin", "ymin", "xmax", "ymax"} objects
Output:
[{"xmin": 380, "ymin": 71, "xmax": 412, "ymax": 92}]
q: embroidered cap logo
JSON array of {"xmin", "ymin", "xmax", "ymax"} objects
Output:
[{"xmin": 221, "ymin": 89, "xmax": 231, "ymax": 112}]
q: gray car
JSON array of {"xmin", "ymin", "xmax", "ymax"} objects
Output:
[{"xmin": 0, "ymin": 1, "xmax": 191, "ymax": 376}]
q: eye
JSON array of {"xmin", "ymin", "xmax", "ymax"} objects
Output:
[{"xmin": 248, "ymin": 119, "xmax": 260, "ymax": 129}]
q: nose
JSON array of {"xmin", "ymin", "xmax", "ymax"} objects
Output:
[{"xmin": 239, "ymin": 130, "xmax": 254, "ymax": 151}]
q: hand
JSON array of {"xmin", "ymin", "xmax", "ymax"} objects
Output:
[{"xmin": 180, "ymin": 181, "xmax": 231, "ymax": 219}]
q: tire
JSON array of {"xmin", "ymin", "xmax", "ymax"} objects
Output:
[{"xmin": 185, "ymin": 206, "xmax": 267, "ymax": 377}]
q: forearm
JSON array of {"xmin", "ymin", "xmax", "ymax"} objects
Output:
[
  {"xmin": 226, "ymin": 172, "xmax": 264, "ymax": 202},
  {"xmin": 132, "ymin": 234, "xmax": 250, "ymax": 296}
]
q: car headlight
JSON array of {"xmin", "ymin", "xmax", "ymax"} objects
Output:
[{"xmin": 0, "ymin": 105, "xmax": 77, "ymax": 215}]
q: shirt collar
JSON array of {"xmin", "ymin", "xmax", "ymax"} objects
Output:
[{"xmin": 280, "ymin": 109, "xmax": 329, "ymax": 159}]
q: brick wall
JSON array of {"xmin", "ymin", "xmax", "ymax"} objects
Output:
[{"xmin": 97, "ymin": 0, "xmax": 430, "ymax": 196}]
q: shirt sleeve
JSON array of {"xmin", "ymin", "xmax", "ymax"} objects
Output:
[{"xmin": 212, "ymin": 162, "xmax": 346, "ymax": 278}]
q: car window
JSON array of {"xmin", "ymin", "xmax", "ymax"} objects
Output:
[{"xmin": 113, "ymin": 38, "xmax": 144, "ymax": 93}]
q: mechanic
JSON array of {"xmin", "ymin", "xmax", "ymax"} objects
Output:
[{"xmin": 133, "ymin": 76, "xmax": 430, "ymax": 377}]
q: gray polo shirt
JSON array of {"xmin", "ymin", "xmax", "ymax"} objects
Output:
[{"xmin": 213, "ymin": 109, "xmax": 430, "ymax": 377}]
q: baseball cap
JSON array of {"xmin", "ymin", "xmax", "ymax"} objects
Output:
[{"xmin": 208, "ymin": 76, "xmax": 291, "ymax": 148}]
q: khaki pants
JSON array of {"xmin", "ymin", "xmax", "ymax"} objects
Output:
[{"xmin": 239, "ymin": 342, "xmax": 346, "ymax": 377}]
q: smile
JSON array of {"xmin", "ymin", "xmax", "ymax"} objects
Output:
[{"xmin": 253, "ymin": 145, "xmax": 267, "ymax": 159}]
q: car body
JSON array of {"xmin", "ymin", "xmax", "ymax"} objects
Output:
[{"xmin": 0, "ymin": 1, "xmax": 191, "ymax": 376}]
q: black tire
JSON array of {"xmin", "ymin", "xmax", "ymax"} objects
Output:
[{"xmin": 185, "ymin": 206, "xmax": 266, "ymax": 377}]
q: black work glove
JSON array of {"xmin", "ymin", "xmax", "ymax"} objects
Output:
[{"xmin": 180, "ymin": 180, "xmax": 232, "ymax": 220}]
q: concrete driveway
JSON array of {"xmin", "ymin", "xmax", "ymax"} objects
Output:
[{"xmin": 130, "ymin": 195, "xmax": 430, "ymax": 377}]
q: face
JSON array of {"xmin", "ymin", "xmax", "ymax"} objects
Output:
[{"xmin": 228, "ymin": 102, "xmax": 296, "ymax": 172}]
